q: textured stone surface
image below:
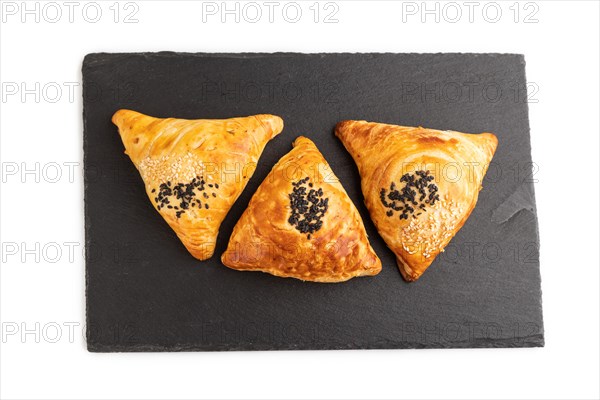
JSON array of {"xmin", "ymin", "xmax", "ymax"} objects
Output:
[{"xmin": 83, "ymin": 53, "xmax": 543, "ymax": 352}]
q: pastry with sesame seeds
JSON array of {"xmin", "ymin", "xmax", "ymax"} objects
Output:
[
  {"xmin": 335, "ymin": 120, "xmax": 498, "ymax": 282},
  {"xmin": 221, "ymin": 136, "xmax": 381, "ymax": 283},
  {"xmin": 112, "ymin": 109, "xmax": 284, "ymax": 260}
]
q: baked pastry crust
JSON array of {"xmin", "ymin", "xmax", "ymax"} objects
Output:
[
  {"xmin": 335, "ymin": 120, "xmax": 498, "ymax": 282},
  {"xmin": 221, "ymin": 136, "xmax": 382, "ymax": 282},
  {"xmin": 112, "ymin": 109, "xmax": 283, "ymax": 260}
]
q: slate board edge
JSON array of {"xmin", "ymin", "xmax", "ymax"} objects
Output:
[
  {"xmin": 82, "ymin": 51, "xmax": 527, "ymax": 70},
  {"xmin": 82, "ymin": 64, "xmax": 94, "ymax": 350},
  {"xmin": 520, "ymin": 60, "xmax": 545, "ymax": 346},
  {"xmin": 87, "ymin": 334, "xmax": 544, "ymax": 353}
]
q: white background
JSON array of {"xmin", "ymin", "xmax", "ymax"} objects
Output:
[{"xmin": 1, "ymin": 1, "xmax": 599, "ymax": 399}]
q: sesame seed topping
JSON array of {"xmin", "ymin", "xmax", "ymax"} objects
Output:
[
  {"xmin": 139, "ymin": 152, "xmax": 208, "ymax": 183},
  {"xmin": 150, "ymin": 174, "xmax": 218, "ymax": 219},
  {"xmin": 401, "ymin": 195, "xmax": 462, "ymax": 258},
  {"xmin": 288, "ymin": 177, "xmax": 329, "ymax": 239},
  {"xmin": 380, "ymin": 170, "xmax": 439, "ymax": 219}
]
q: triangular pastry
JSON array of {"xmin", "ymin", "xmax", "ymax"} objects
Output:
[
  {"xmin": 335, "ymin": 120, "xmax": 498, "ymax": 282},
  {"xmin": 221, "ymin": 136, "xmax": 382, "ymax": 282},
  {"xmin": 112, "ymin": 109, "xmax": 284, "ymax": 260}
]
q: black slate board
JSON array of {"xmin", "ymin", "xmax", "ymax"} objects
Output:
[{"xmin": 83, "ymin": 53, "xmax": 543, "ymax": 352}]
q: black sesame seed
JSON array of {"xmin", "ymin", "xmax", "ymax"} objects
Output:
[
  {"xmin": 381, "ymin": 170, "xmax": 438, "ymax": 219},
  {"xmin": 287, "ymin": 177, "xmax": 328, "ymax": 238}
]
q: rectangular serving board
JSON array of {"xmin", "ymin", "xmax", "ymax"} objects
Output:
[{"xmin": 83, "ymin": 52, "xmax": 543, "ymax": 351}]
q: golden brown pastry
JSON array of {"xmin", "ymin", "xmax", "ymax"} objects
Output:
[
  {"xmin": 221, "ymin": 136, "xmax": 382, "ymax": 282},
  {"xmin": 112, "ymin": 109, "xmax": 284, "ymax": 260},
  {"xmin": 335, "ymin": 120, "xmax": 498, "ymax": 282}
]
